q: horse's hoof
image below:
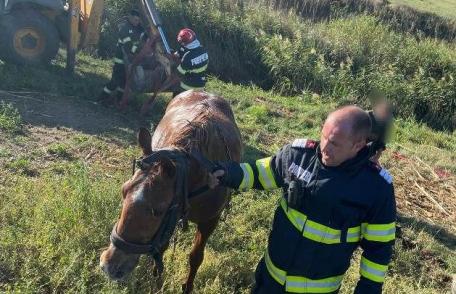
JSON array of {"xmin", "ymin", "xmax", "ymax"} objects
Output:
[
  {"xmin": 152, "ymin": 258, "xmax": 164, "ymax": 277},
  {"xmin": 152, "ymin": 267, "xmax": 162, "ymax": 278},
  {"xmin": 181, "ymin": 283, "xmax": 193, "ymax": 294}
]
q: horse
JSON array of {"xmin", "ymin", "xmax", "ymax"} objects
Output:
[
  {"xmin": 118, "ymin": 34, "xmax": 181, "ymax": 115},
  {"xmin": 99, "ymin": 90, "xmax": 242, "ymax": 293}
]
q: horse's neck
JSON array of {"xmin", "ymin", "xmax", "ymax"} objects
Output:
[
  {"xmin": 187, "ymin": 155, "xmax": 207, "ymax": 190},
  {"xmin": 152, "ymin": 138, "xmax": 207, "ymax": 192}
]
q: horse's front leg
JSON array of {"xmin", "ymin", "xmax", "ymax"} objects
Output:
[
  {"xmin": 182, "ymin": 217, "xmax": 220, "ymax": 294},
  {"xmin": 140, "ymin": 93, "xmax": 157, "ymax": 116}
]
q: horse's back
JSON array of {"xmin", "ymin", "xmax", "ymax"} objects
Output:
[
  {"xmin": 152, "ymin": 90, "xmax": 241, "ymax": 162},
  {"xmin": 151, "ymin": 90, "xmax": 242, "ymax": 222},
  {"xmin": 165, "ymin": 90, "xmax": 235, "ymax": 121}
]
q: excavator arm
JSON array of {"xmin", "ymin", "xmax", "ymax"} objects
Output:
[{"xmin": 66, "ymin": 0, "xmax": 103, "ymax": 72}]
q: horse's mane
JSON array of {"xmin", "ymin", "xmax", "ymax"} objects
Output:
[{"xmin": 154, "ymin": 95, "xmax": 232, "ymax": 154}]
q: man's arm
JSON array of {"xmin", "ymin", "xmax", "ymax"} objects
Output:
[
  {"xmin": 118, "ymin": 25, "xmax": 135, "ymax": 62},
  {"xmin": 208, "ymin": 145, "xmax": 291, "ymax": 191},
  {"xmin": 355, "ymin": 180, "xmax": 396, "ymax": 294}
]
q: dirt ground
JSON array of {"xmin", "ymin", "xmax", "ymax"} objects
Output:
[
  {"xmin": 0, "ymin": 90, "xmax": 155, "ymax": 181},
  {"xmin": 0, "ymin": 90, "xmax": 142, "ymax": 135}
]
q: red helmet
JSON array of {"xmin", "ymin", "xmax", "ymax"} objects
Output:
[{"xmin": 177, "ymin": 28, "xmax": 196, "ymax": 46}]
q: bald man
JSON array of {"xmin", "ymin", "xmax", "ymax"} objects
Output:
[{"xmin": 209, "ymin": 106, "xmax": 396, "ymax": 294}]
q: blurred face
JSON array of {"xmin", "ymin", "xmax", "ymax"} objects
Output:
[
  {"xmin": 319, "ymin": 119, "xmax": 365, "ymax": 167},
  {"xmin": 128, "ymin": 15, "xmax": 141, "ymax": 27}
]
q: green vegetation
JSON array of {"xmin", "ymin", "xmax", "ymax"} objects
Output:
[
  {"xmin": 0, "ymin": 101, "xmax": 22, "ymax": 134},
  {"xmin": 0, "ymin": 55, "xmax": 455, "ymax": 292},
  {"xmin": 390, "ymin": 0, "xmax": 456, "ymax": 19},
  {"xmin": 104, "ymin": 0, "xmax": 456, "ymax": 130},
  {"xmin": 0, "ymin": 0, "xmax": 455, "ymax": 292}
]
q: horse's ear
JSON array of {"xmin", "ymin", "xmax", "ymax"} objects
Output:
[
  {"xmin": 159, "ymin": 157, "xmax": 176, "ymax": 179},
  {"xmin": 138, "ymin": 127, "xmax": 153, "ymax": 155}
]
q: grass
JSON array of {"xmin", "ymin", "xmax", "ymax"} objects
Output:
[
  {"xmin": 0, "ymin": 101, "xmax": 22, "ymax": 134},
  {"xmin": 0, "ymin": 51, "xmax": 455, "ymax": 293},
  {"xmin": 390, "ymin": 0, "xmax": 456, "ymax": 19}
]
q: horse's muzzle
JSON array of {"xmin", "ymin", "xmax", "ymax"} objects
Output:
[{"xmin": 99, "ymin": 244, "xmax": 140, "ymax": 281}]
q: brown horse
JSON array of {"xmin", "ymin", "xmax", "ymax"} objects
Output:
[
  {"xmin": 118, "ymin": 34, "xmax": 180, "ymax": 115},
  {"xmin": 99, "ymin": 90, "xmax": 242, "ymax": 293}
]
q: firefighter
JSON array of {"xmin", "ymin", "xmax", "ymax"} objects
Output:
[
  {"xmin": 98, "ymin": 9, "xmax": 147, "ymax": 105},
  {"xmin": 209, "ymin": 105, "xmax": 396, "ymax": 294},
  {"xmin": 171, "ymin": 28, "xmax": 209, "ymax": 96}
]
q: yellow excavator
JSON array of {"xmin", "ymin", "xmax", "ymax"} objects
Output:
[
  {"xmin": 0, "ymin": 0, "xmax": 171, "ymax": 75},
  {"xmin": 0, "ymin": 0, "xmax": 103, "ymax": 71}
]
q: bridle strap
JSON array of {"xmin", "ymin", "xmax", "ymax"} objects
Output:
[
  {"xmin": 111, "ymin": 149, "xmax": 189, "ymax": 255},
  {"xmin": 110, "ymin": 224, "xmax": 155, "ymax": 254},
  {"xmin": 112, "ymin": 148, "xmax": 217, "ymax": 256}
]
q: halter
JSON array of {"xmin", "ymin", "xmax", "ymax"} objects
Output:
[{"xmin": 109, "ymin": 148, "xmax": 215, "ymax": 268}]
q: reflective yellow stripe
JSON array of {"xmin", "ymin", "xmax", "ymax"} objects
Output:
[
  {"xmin": 256, "ymin": 157, "xmax": 278, "ymax": 190},
  {"xmin": 114, "ymin": 57, "xmax": 124, "ymax": 64},
  {"xmin": 264, "ymin": 250, "xmax": 286, "ymax": 285},
  {"xmin": 362, "ymin": 222, "xmax": 396, "ymax": 242},
  {"xmin": 286, "ymin": 275, "xmax": 344, "ymax": 293},
  {"xmin": 177, "ymin": 65, "xmax": 186, "ymax": 74},
  {"xmin": 347, "ymin": 226, "xmax": 361, "ymax": 242},
  {"xmin": 131, "ymin": 45, "xmax": 138, "ymax": 53},
  {"xmin": 280, "ymin": 198, "xmax": 306, "ymax": 231},
  {"xmin": 360, "ymin": 256, "xmax": 388, "ymax": 283},
  {"xmin": 239, "ymin": 163, "xmax": 254, "ymax": 191},
  {"xmin": 303, "ymin": 220, "xmax": 341, "ymax": 244},
  {"xmin": 189, "ymin": 64, "xmax": 208, "ymax": 73},
  {"xmin": 264, "ymin": 250, "xmax": 344, "ymax": 293},
  {"xmin": 178, "ymin": 64, "xmax": 208, "ymax": 74},
  {"xmin": 180, "ymin": 82, "xmax": 204, "ymax": 91},
  {"xmin": 121, "ymin": 36, "xmax": 131, "ymax": 44},
  {"xmin": 103, "ymin": 87, "xmax": 112, "ymax": 94},
  {"xmin": 279, "ymin": 198, "xmax": 361, "ymax": 244},
  {"xmin": 116, "ymin": 87, "xmax": 124, "ymax": 93}
]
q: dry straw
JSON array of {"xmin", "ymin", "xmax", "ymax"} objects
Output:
[{"xmin": 384, "ymin": 147, "xmax": 456, "ymax": 232}]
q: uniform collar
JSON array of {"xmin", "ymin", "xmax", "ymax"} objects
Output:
[
  {"xmin": 184, "ymin": 39, "xmax": 201, "ymax": 49},
  {"xmin": 316, "ymin": 144, "xmax": 370, "ymax": 174}
]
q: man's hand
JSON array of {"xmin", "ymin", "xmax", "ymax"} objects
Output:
[
  {"xmin": 166, "ymin": 52, "xmax": 181, "ymax": 63},
  {"xmin": 208, "ymin": 169, "xmax": 225, "ymax": 189}
]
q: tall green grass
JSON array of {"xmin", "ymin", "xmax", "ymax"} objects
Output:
[
  {"xmin": 0, "ymin": 101, "xmax": 22, "ymax": 134},
  {"xmin": 390, "ymin": 0, "xmax": 456, "ymax": 20},
  {"xmin": 257, "ymin": 0, "xmax": 456, "ymax": 41},
  {"xmin": 95, "ymin": 0, "xmax": 456, "ymax": 130},
  {"xmin": 261, "ymin": 16, "xmax": 456, "ymax": 130}
]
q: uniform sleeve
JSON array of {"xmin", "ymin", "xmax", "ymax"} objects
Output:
[
  {"xmin": 132, "ymin": 29, "xmax": 148, "ymax": 54},
  {"xmin": 217, "ymin": 145, "xmax": 290, "ymax": 191},
  {"xmin": 177, "ymin": 51, "xmax": 193, "ymax": 75},
  {"xmin": 355, "ymin": 179, "xmax": 396, "ymax": 294},
  {"xmin": 118, "ymin": 25, "xmax": 134, "ymax": 55},
  {"xmin": 176, "ymin": 47, "xmax": 186, "ymax": 59}
]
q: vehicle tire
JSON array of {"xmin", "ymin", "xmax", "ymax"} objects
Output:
[{"xmin": 0, "ymin": 10, "xmax": 60, "ymax": 65}]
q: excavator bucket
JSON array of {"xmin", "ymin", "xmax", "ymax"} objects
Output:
[
  {"xmin": 66, "ymin": 0, "xmax": 103, "ymax": 72},
  {"xmin": 80, "ymin": 0, "xmax": 104, "ymax": 49}
]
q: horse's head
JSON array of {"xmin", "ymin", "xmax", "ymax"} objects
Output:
[{"xmin": 100, "ymin": 128, "xmax": 178, "ymax": 281}]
